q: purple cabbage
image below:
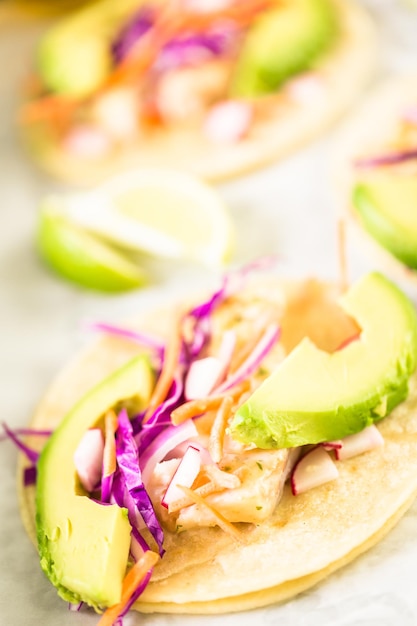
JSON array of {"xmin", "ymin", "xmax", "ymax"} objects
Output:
[
  {"xmin": 135, "ymin": 374, "xmax": 184, "ymax": 454},
  {"xmin": 111, "ymin": 2, "xmax": 238, "ymax": 72},
  {"xmin": 1, "ymin": 422, "xmax": 42, "ymax": 464},
  {"xmin": 111, "ymin": 6, "xmax": 155, "ymax": 64},
  {"xmin": 353, "ymin": 148, "xmax": 417, "ymax": 169},
  {"xmin": 115, "ymin": 409, "xmax": 165, "ymax": 555}
]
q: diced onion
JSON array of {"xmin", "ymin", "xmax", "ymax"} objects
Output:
[
  {"xmin": 140, "ymin": 419, "xmax": 198, "ymax": 486},
  {"xmin": 203, "ymin": 100, "xmax": 253, "ymax": 144},
  {"xmin": 73, "ymin": 429, "xmax": 104, "ymax": 493},
  {"xmin": 291, "ymin": 446, "xmax": 339, "ymax": 496}
]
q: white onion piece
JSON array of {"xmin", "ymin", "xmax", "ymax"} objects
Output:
[
  {"xmin": 286, "ymin": 73, "xmax": 325, "ymax": 104},
  {"xmin": 62, "ymin": 125, "xmax": 111, "ymax": 158},
  {"xmin": 183, "ymin": 0, "xmax": 235, "ymax": 12},
  {"xmin": 93, "ymin": 88, "xmax": 138, "ymax": 140},
  {"xmin": 185, "ymin": 330, "xmax": 236, "ymax": 400},
  {"xmin": 291, "ymin": 446, "xmax": 339, "ymax": 496},
  {"xmin": 203, "ymin": 100, "xmax": 253, "ymax": 144},
  {"xmin": 73, "ymin": 428, "xmax": 104, "ymax": 492},
  {"xmin": 140, "ymin": 419, "xmax": 198, "ymax": 487},
  {"xmin": 185, "ymin": 356, "xmax": 226, "ymax": 400},
  {"xmin": 161, "ymin": 445, "xmax": 201, "ymax": 508},
  {"xmin": 332, "ymin": 425, "xmax": 384, "ymax": 461}
]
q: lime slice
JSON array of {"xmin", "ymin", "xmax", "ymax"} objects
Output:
[
  {"xmin": 37, "ymin": 201, "xmax": 147, "ymax": 292},
  {"xmin": 58, "ymin": 168, "xmax": 235, "ymax": 267}
]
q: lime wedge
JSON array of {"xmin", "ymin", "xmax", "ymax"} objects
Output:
[
  {"xmin": 37, "ymin": 201, "xmax": 147, "ymax": 292},
  {"xmin": 58, "ymin": 168, "xmax": 235, "ymax": 267}
]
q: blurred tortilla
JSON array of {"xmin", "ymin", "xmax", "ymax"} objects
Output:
[
  {"xmin": 20, "ymin": 0, "xmax": 377, "ymax": 185},
  {"xmin": 17, "ymin": 276, "xmax": 417, "ymax": 613}
]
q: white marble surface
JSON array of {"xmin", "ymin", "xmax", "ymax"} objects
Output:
[{"xmin": 2, "ymin": 2, "xmax": 417, "ymax": 625}]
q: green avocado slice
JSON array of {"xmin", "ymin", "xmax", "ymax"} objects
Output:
[
  {"xmin": 353, "ymin": 174, "xmax": 417, "ymax": 269},
  {"xmin": 37, "ymin": 0, "xmax": 143, "ymax": 97},
  {"xmin": 36, "ymin": 355, "xmax": 154, "ymax": 610},
  {"xmin": 231, "ymin": 0, "xmax": 338, "ymax": 98},
  {"xmin": 230, "ymin": 272, "xmax": 417, "ymax": 448}
]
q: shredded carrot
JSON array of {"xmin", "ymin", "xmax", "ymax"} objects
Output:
[
  {"xmin": 178, "ymin": 485, "xmax": 249, "ymax": 543},
  {"xmin": 171, "ymin": 379, "xmax": 250, "ymax": 425},
  {"xmin": 96, "ymin": 550, "xmax": 159, "ymax": 626},
  {"xmin": 209, "ymin": 396, "xmax": 233, "ymax": 463},
  {"xmin": 143, "ymin": 313, "xmax": 183, "ymax": 424},
  {"xmin": 103, "ymin": 410, "xmax": 118, "ymax": 478},
  {"xmin": 18, "ymin": 94, "xmax": 76, "ymax": 125},
  {"xmin": 168, "ymin": 479, "xmax": 217, "ymax": 513}
]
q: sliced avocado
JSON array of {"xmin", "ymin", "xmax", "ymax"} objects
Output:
[
  {"xmin": 37, "ymin": 0, "xmax": 143, "ymax": 97},
  {"xmin": 353, "ymin": 173, "xmax": 417, "ymax": 269},
  {"xmin": 231, "ymin": 0, "xmax": 337, "ymax": 97},
  {"xmin": 230, "ymin": 272, "xmax": 417, "ymax": 448},
  {"xmin": 36, "ymin": 355, "xmax": 154, "ymax": 610}
]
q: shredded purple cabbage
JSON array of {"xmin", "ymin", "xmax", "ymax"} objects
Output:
[
  {"xmin": 111, "ymin": 5, "xmax": 155, "ymax": 64},
  {"xmin": 155, "ymin": 27, "xmax": 237, "ymax": 72},
  {"xmin": 135, "ymin": 374, "xmax": 184, "ymax": 454},
  {"xmin": 353, "ymin": 148, "xmax": 417, "ymax": 169},
  {"xmin": 111, "ymin": 1, "xmax": 238, "ymax": 73},
  {"xmin": 115, "ymin": 409, "xmax": 165, "ymax": 555},
  {"xmin": 85, "ymin": 321, "xmax": 164, "ymax": 360},
  {"xmin": 1, "ymin": 422, "xmax": 41, "ymax": 464},
  {"xmin": 24, "ymin": 465, "xmax": 37, "ymax": 486}
]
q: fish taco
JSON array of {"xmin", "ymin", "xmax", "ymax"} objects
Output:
[
  {"xmin": 19, "ymin": 0, "xmax": 376, "ymax": 184},
  {"xmin": 15, "ymin": 265, "xmax": 417, "ymax": 623}
]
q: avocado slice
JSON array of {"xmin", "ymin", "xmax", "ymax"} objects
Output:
[
  {"xmin": 353, "ymin": 174, "xmax": 417, "ymax": 269},
  {"xmin": 37, "ymin": 0, "xmax": 144, "ymax": 97},
  {"xmin": 230, "ymin": 272, "xmax": 417, "ymax": 448},
  {"xmin": 231, "ymin": 0, "xmax": 337, "ymax": 97},
  {"xmin": 36, "ymin": 355, "xmax": 154, "ymax": 610}
]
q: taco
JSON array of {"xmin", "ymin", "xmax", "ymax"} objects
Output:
[
  {"xmin": 334, "ymin": 74, "xmax": 417, "ymax": 283},
  {"xmin": 16, "ymin": 265, "xmax": 417, "ymax": 623},
  {"xmin": 19, "ymin": 0, "xmax": 377, "ymax": 185}
]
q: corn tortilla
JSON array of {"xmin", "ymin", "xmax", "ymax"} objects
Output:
[{"xmin": 20, "ymin": 0, "xmax": 377, "ymax": 185}]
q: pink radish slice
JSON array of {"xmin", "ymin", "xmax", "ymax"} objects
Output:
[
  {"xmin": 332, "ymin": 425, "xmax": 384, "ymax": 461},
  {"xmin": 291, "ymin": 446, "xmax": 339, "ymax": 496},
  {"xmin": 73, "ymin": 428, "xmax": 104, "ymax": 492},
  {"xmin": 161, "ymin": 445, "xmax": 201, "ymax": 508},
  {"xmin": 203, "ymin": 100, "xmax": 253, "ymax": 144},
  {"xmin": 62, "ymin": 125, "xmax": 111, "ymax": 158}
]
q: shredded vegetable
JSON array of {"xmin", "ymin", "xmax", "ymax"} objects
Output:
[
  {"xmin": 115, "ymin": 409, "xmax": 165, "ymax": 554},
  {"xmin": 353, "ymin": 148, "xmax": 417, "ymax": 169}
]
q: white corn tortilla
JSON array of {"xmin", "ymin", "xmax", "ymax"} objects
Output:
[{"xmin": 17, "ymin": 275, "xmax": 417, "ymax": 614}]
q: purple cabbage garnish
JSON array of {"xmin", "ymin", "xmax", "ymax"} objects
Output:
[
  {"xmin": 115, "ymin": 409, "xmax": 165, "ymax": 555},
  {"xmin": 111, "ymin": 2, "xmax": 238, "ymax": 73},
  {"xmin": 1, "ymin": 422, "xmax": 43, "ymax": 464},
  {"xmin": 112, "ymin": 6, "xmax": 155, "ymax": 64},
  {"xmin": 353, "ymin": 148, "xmax": 417, "ymax": 169}
]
